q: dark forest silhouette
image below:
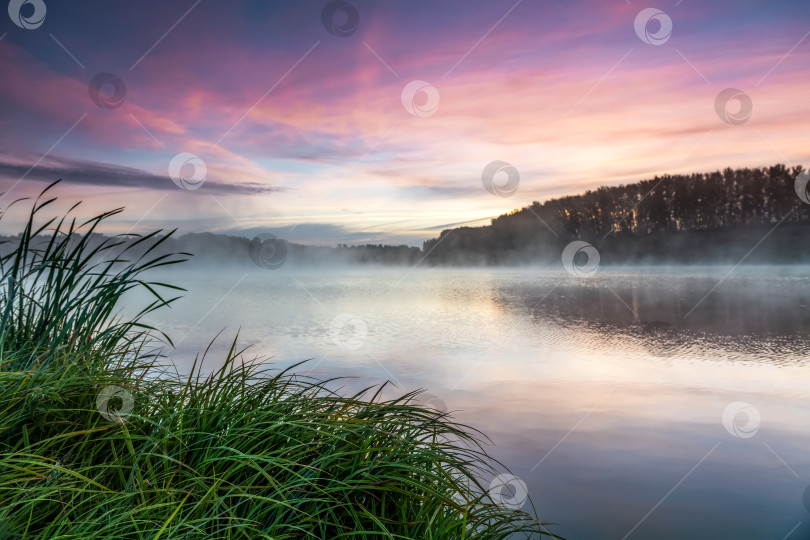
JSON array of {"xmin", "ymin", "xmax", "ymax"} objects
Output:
[{"xmin": 423, "ymin": 164, "xmax": 810, "ymax": 265}]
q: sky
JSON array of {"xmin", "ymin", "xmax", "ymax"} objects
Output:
[{"xmin": 0, "ymin": 0, "xmax": 808, "ymax": 246}]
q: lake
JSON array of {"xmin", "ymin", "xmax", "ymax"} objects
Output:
[{"xmin": 129, "ymin": 266, "xmax": 810, "ymax": 539}]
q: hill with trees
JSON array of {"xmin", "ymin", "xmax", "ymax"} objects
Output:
[{"xmin": 423, "ymin": 164, "xmax": 810, "ymax": 265}]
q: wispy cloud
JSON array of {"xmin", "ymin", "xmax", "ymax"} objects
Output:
[{"xmin": 0, "ymin": 156, "xmax": 282, "ymax": 196}]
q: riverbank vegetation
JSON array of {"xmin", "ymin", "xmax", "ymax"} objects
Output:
[{"xmin": 0, "ymin": 183, "xmax": 555, "ymax": 538}]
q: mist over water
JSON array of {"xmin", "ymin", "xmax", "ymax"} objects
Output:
[{"xmin": 125, "ymin": 265, "xmax": 810, "ymax": 540}]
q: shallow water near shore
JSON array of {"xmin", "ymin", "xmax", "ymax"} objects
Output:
[{"xmin": 128, "ymin": 265, "xmax": 810, "ymax": 539}]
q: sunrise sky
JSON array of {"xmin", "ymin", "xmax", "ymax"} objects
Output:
[{"xmin": 1, "ymin": 0, "xmax": 808, "ymax": 245}]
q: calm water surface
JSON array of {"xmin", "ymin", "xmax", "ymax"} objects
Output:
[{"xmin": 130, "ymin": 266, "xmax": 810, "ymax": 539}]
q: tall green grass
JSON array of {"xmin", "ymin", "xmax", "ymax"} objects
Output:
[{"xmin": 0, "ymin": 184, "xmax": 559, "ymax": 539}]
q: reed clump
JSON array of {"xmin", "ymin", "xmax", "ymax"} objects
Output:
[{"xmin": 0, "ymin": 183, "xmax": 558, "ymax": 539}]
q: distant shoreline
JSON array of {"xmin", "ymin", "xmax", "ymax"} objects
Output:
[{"xmin": 3, "ymin": 164, "xmax": 808, "ymax": 267}]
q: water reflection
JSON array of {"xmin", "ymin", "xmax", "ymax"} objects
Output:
[
  {"xmin": 444, "ymin": 379, "xmax": 810, "ymax": 540},
  {"xmin": 126, "ymin": 267, "xmax": 810, "ymax": 539},
  {"xmin": 524, "ymin": 276, "xmax": 810, "ymax": 334}
]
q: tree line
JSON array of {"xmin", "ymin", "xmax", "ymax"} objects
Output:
[
  {"xmin": 423, "ymin": 164, "xmax": 810, "ymax": 264},
  {"xmin": 3, "ymin": 164, "xmax": 808, "ymax": 266}
]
